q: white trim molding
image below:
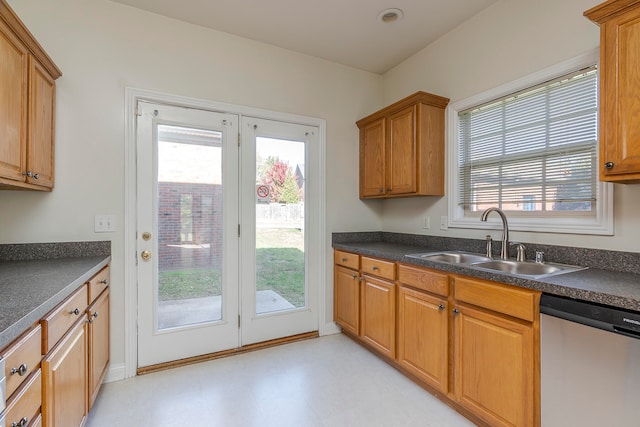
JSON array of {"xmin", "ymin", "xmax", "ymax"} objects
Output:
[{"xmin": 446, "ymin": 49, "xmax": 614, "ymax": 236}]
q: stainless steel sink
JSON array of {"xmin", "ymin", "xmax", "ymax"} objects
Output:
[
  {"xmin": 406, "ymin": 251, "xmax": 586, "ymax": 279},
  {"xmin": 406, "ymin": 251, "xmax": 492, "ymax": 264},
  {"xmin": 470, "ymin": 259, "xmax": 587, "ymax": 279}
]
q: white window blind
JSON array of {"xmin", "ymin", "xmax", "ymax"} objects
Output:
[{"xmin": 457, "ymin": 66, "xmax": 598, "ymax": 214}]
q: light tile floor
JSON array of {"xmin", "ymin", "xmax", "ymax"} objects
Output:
[{"xmin": 86, "ymin": 334, "xmax": 475, "ymax": 427}]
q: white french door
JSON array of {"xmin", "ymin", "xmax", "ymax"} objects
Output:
[
  {"xmin": 136, "ymin": 101, "xmax": 320, "ymax": 367},
  {"xmin": 136, "ymin": 101, "xmax": 239, "ymax": 367},
  {"xmin": 239, "ymin": 117, "xmax": 320, "ymax": 345}
]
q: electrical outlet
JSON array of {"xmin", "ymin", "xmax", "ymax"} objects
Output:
[
  {"xmin": 94, "ymin": 215, "xmax": 116, "ymax": 232},
  {"xmin": 440, "ymin": 216, "xmax": 448, "ymax": 230},
  {"xmin": 423, "ymin": 216, "xmax": 430, "ymax": 229}
]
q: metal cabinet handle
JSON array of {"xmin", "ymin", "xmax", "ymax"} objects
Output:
[
  {"xmin": 12, "ymin": 417, "xmax": 28, "ymax": 427},
  {"xmin": 22, "ymin": 171, "xmax": 39, "ymax": 179},
  {"xmin": 453, "ymin": 308, "xmax": 460, "ymax": 315},
  {"xmin": 372, "ymin": 266, "xmax": 379, "ymax": 271},
  {"xmin": 604, "ymin": 161, "xmax": 614, "ymax": 169},
  {"xmin": 341, "ymin": 258, "xmax": 347, "ymax": 262},
  {"xmin": 359, "ymin": 277, "xmax": 364, "ymax": 282},
  {"xmin": 352, "ymin": 274, "xmax": 357, "ymax": 280},
  {"xmin": 10, "ymin": 363, "xmax": 27, "ymax": 376},
  {"xmin": 438, "ymin": 304, "xmax": 445, "ymax": 311},
  {"xmin": 88, "ymin": 311, "xmax": 99, "ymax": 323},
  {"xmin": 70, "ymin": 307, "xmax": 80, "ymax": 315},
  {"xmin": 99, "ymin": 279, "xmax": 108, "ymax": 285}
]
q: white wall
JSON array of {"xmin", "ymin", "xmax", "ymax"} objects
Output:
[
  {"xmin": 2, "ymin": 0, "xmax": 383, "ymax": 374},
  {"xmin": 381, "ymin": 0, "xmax": 640, "ymax": 252}
]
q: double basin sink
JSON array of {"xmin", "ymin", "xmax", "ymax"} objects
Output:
[{"xmin": 406, "ymin": 251, "xmax": 586, "ymax": 279}]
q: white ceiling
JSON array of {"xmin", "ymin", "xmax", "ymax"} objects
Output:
[{"xmin": 109, "ymin": 0, "xmax": 499, "ymax": 74}]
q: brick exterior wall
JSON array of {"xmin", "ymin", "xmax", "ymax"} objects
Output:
[{"xmin": 158, "ymin": 182, "xmax": 222, "ymax": 272}]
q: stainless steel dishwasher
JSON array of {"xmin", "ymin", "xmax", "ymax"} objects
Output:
[{"xmin": 540, "ymin": 294, "xmax": 640, "ymax": 426}]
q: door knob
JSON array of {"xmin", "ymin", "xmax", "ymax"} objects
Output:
[{"xmin": 140, "ymin": 250, "xmax": 151, "ymax": 261}]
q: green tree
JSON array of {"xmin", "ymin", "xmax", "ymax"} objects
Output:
[{"xmin": 279, "ymin": 172, "xmax": 300, "ymax": 204}]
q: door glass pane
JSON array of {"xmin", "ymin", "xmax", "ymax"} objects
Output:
[
  {"xmin": 255, "ymin": 137, "xmax": 305, "ymax": 314},
  {"xmin": 156, "ymin": 124, "xmax": 223, "ymax": 329}
]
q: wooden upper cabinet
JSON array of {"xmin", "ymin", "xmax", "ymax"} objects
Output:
[
  {"xmin": 585, "ymin": 0, "xmax": 640, "ymax": 182},
  {"xmin": 0, "ymin": 0, "xmax": 61, "ymax": 191},
  {"xmin": 27, "ymin": 56, "xmax": 56, "ymax": 188},
  {"xmin": 360, "ymin": 117, "xmax": 386, "ymax": 197},
  {"xmin": 357, "ymin": 91, "xmax": 449, "ymax": 199}
]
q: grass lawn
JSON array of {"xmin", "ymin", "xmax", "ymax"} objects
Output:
[{"xmin": 158, "ymin": 228, "xmax": 304, "ymax": 307}]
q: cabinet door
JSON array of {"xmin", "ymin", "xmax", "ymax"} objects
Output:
[
  {"xmin": 397, "ymin": 286, "xmax": 448, "ymax": 393},
  {"xmin": 454, "ymin": 303, "xmax": 536, "ymax": 427},
  {"xmin": 359, "ymin": 117, "xmax": 386, "ymax": 197},
  {"xmin": 598, "ymin": 6, "xmax": 640, "ymax": 181},
  {"xmin": 42, "ymin": 320, "xmax": 88, "ymax": 427},
  {"xmin": 334, "ymin": 265, "xmax": 360, "ymax": 336},
  {"xmin": 88, "ymin": 288, "xmax": 110, "ymax": 411},
  {"xmin": 27, "ymin": 56, "xmax": 55, "ymax": 188},
  {"xmin": 386, "ymin": 105, "xmax": 417, "ymax": 195},
  {"xmin": 0, "ymin": 20, "xmax": 28, "ymax": 183},
  {"xmin": 360, "ymin": 275, "xmax": 396, "ymax": 359}
]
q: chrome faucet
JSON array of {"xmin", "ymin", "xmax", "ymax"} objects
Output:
[{"xmin": 480, "ymin": 207, "xmax": 509, "ymax": 259}]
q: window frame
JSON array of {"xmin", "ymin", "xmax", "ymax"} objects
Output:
[{"xmin": 447, "ymin": 50, "xmax": 613, "ymax": 235}]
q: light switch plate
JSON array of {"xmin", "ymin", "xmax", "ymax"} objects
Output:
[{"xmin": 94, "ymin": 215, "xmax": 116, "ymax": 232}]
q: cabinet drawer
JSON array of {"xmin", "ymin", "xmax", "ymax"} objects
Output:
[
  {"xmin": 361, "ymin": 256, "xmax": 395, "ymax": 280},
  {"xmin": 334, "ymin": 250, "xmax": 359, "ymax": 270},
  {"xmin": 2, "ymin": 325, "xmax": 41, "ymax": 398},
  {"xmin": 88, "ymin": 265, "xmax": 110, "ymax": 304},
  {"xmin": 41, "ymin": 285, "xmax": 88, "ymax": 354},
  {"xmin": 5, "ymin": 369, "xmax": 41, "ymax": 427},
  {"xmin": 398, "ymin": 264, "xmax": 449, "ymax": 297},
  {"xmin": 454, "ymin": 276, "xmax": 540, "ymax": 322}
]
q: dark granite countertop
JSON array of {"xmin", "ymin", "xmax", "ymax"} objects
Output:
[
  {"xmin": 0, "ymin": 241, "xmax": 111, "ymax": 349},
  {"xmin": 333, "ymin": 233, "xmax": 640, "ymax": 313}
]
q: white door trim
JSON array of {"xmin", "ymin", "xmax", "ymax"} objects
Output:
[{"xmin": 124, "ymin": 87, "xmax": 326, "ymax": 378}]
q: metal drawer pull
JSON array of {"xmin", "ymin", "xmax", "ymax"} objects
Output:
[
  {"xmin": 70, "ymin": 308, "xmax": 80, "ymax": 315},
  {"xmin": 372, "ymin": 266, "xmax": 379, "ymax": 271},
  {"xmin": 89, "ymin": 311, "xmax": 99, "ymax": 323},
  {"xmin": 352, "ymin": 274, "xmax": 357, "ymax": 280},
  {"xmin": 453, "ymin": 308, "xmax": 460, "ymax": 315},
  {"xmin": 99, "ymin": 279, "xmax": 108, "ymax": 285},
  {"xmin": 12, "ymin": 417, "xmax": 28, "ymax": 427},
  {"xmin": 438, "ymin": 304, "xmax": 445, "ymax": 311},
  {"xmin": 10, "ymin": 363, "xmax": 27, "ymax": 376},
  {"xmin": 604, "ymin": 161, "xmax": 614, "ymax": 169},
  {"xmin": 341, "ymin": 258, "xmax": 347, "ymax": 262}
]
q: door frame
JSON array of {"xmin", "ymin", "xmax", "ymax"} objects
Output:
[{"xmin": 124, "ymin": 87, "xmax": 326, "ymax": 378}]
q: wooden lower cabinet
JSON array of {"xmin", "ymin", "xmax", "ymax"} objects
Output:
[
  {"xmin": 333, "ymin": 250, "xmax": 541, "ymax": 426},
  {"xmin": 397, "ymin": 286, "xmax": 448, "ymax": 393},
  {"xmin": 360, "ymin": 274, "xmax": 396, "ymax": 359},
  {"xmin": 42, "ymin": 319, "xmax": 88, "ymax": 427},
  {"xmin": 88, "ymin": 288, "xmax": 110, "ymax": 410},
  {"xmin": 334, "ymin": 265, "xmax": 360, "ymax": 335},
  {"xmin": 454, "ymin": 303, "xmax": 536, "ymax": 427}
]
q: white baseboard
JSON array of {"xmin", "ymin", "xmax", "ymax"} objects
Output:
[
  {"xmin": 104, "ymin": 362, "xmax": 127, "ymax": 383},
  {"xmin": 323, "ymin": 321, "xmax": 342, "ymax": 335}
]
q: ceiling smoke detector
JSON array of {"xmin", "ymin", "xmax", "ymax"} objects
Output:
[{"xmin": 377, "ymin": 8, "xmax": 404, "ymax": 24}]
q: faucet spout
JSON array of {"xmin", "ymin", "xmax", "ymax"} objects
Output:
[{"xmin": 480, "ymin": 207, "xmax": 509, "ymax": 259}]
